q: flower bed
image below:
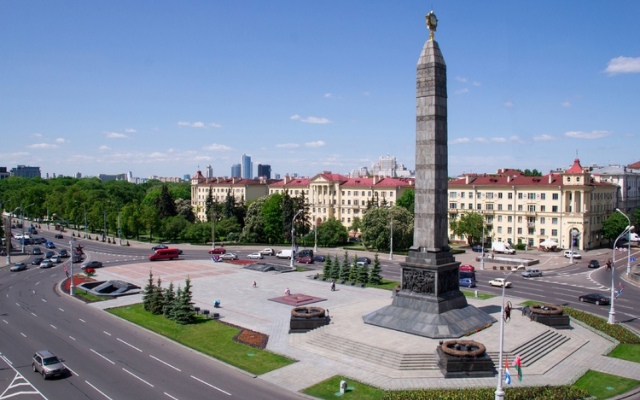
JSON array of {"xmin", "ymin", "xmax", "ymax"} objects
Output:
[
  {"xmin": 291, "ymin": 306, "xmax": 325, "ymax": 319},
  {"xmin": 440, "ymin": 340, "xmax": 486, "ymax": 358},
  {"xmin": 530, "ymin": 303, "xmax": 564, "ymax": 315}
]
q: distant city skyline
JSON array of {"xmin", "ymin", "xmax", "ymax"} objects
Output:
[{"xmin": 1, "ymin": 2, "xmax": 638, "ymax": 179}]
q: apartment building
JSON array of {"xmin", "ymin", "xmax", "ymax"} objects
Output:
[{"xmin": 447, "ymin": 159, "xmax": 618, "ymax": 251}]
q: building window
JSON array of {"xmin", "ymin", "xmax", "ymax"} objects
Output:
[
  {"xmin": 469, "ymin": 192, "xmax": 473, "ymax": 199},
  {"xmin": 518, "ymin": 205, "xmax": 523, "ymax": 211},
  {"xmin": 449, "ymin": 203, "xmax": 457, "ymax": 209},
  {"xmin": 541, "ymin": 205, "xmax": 546, "ymax": 212},
  {"xmin": 528, "ymin": 205, "xmax": 536, "ymax": 212},
  {"xmin": 541, "ymin": 193, "xmax": 546, "ymax": 200},
  {"xmin": 528, "ymin": 228, "xmax": 535, "ymax": 235},
  {"xmin": 508, "ymin": 204, "xmax": 513, "ymax": 211},
  {"xmin": 497, "ymin": 227, "xmax": 502, "ymax": 233},
  {"xmin": 507, "ymin": 227, "xmax": 512, "ymax": 234},
  {"xmin": 486, "ymin": 193, "xmax": 494, "ymax": 199},
  {"xmin": 498, "ymin": 193, "xmax": 503, "ymax": 199},
  {"xmin": 508, "ymin": 193, "xmax": 513, "ymax": 199},
  {"xmin": 508, "ymin": 216, "xmax": 512, "ymax": 222},
  {"xmin": 552, "ymin": 206, "xmax": 558, "ymax": 212},
  {"xmin": 450, "ymin": 192, "xmax": 457, "ymax": 198},
  {"xmin": 468, "ymin": 204, "xmax": 473, "ymax": 210},
  {"xmin": 518, "ymin": 193, "xmax": 523, "ymax": 199},
  {"xmin": 497, "ymin": 215, "xmax": 503, "ymax": 222},
  {"xmin": 552, "ymin": 217, "xmax": 558, "ymax": 224},
  {"xmin": 540, "ymin": 217, "xmax": 546, "ymax": 224},
  {"xmin": 552, "ymin": 229, "xmax": 558, "ymax": 236},
  {"xmin": 477, "ymin": 204, "xmax": 482, "ymax": 210},
  {"xmin": 487, "ymin": 203, "xmax": 494, "ymax": 210},
  {"xmin": 498, "ymin": 204, "xmax": 503, "ymax": 210},
  {"xmin": 461, "ymin": 192, "xmax": 465, "ymax": 198},
  {"xmin": 528, "ymin": 193, "xmax": 536, "ymax": 200},
  {"xmin": 540, "ymin": 229, "xmax": 546, "ymax": 235},
  {"xmin": 518, "ymin": 216, "xmax": 522, "ymax": 223},
  {"xmin": 517, "ymin": 228, "xmax": 523, "ymax": 234},
  {"xmin": 553, "ymin": 193, "xmax": 559, "ymax": 200}
]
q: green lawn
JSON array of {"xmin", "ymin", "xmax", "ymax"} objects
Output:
[
  {"xmin": 302, "ymin": 376, "xmax": 386, "ymax": 400},
  {"xmin": 608, "ymin": 344, "xmax": 640, "ymax": 363},
  {"xmin": 574, "ymin": 370, "xmax": 640, "ymax": 399},
  {"xmin": 107, "ymin": 303, "xmax": 295, "ymax": 375},
  {"xmin": 74, "ymin": 289, "xmax": 108, "ymax": 302},
  {"xmin": 462, "ymin": 290, "xmax": 494, "ymax": 300}
]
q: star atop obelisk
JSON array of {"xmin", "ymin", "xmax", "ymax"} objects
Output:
[{"xmin": 426, "ymin": 10, "xmax": 438, "ymax": 40}]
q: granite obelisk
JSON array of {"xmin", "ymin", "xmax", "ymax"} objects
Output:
[{"xmin": 364, "ymin": 11, "xmax": 495, "ymax": 338}]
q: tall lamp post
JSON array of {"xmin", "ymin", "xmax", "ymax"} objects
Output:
[
  {"xmin": 290, "ymin": 209, "xmax": 303, "ymax": 268},
  {"xmin": 210, "ymin": 207, "xmax": 215, "ymax": 249},
  {"xmin": 389, "ymin": 213, "xmax": 394, "ymax": 260},
  {"xmin": 7, "ymin": 207, "xmax": 20, "ymax": 264},
  {"xmin": 53, "ymin": 213, "xmax": 76, "ymax": 296},
  {"xmin": 313, "ymin": 219, "xmax": 318, "ymax": 253},
  {"xmin": 495, "ymin": 267, "xmax": 521, "ymax": 400},
  {"xmin": 609, "ymin": 225, "xmax": 633, "ymax": 325},
  {"xmin": 569, "ymin": 228, "xmax": 579, "ymax": 264},
  {"xmin": 20, "ymin": 203, "xmax": 35, "ymax": 254},
  {"xmin": 481, "ymin": 223, "xmax": 486, "ymax": 270},
  {"xmin": 615, "ymin": 209, "xmax": 632, "ymax": 275}
]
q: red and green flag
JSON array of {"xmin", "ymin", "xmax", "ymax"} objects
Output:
[{"xmin": 512, "ymin": 355, "xmax": 523, "ymax": 381}]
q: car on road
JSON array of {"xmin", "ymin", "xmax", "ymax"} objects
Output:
[
  {"xmin": 72, "ymin": 253, "xmax": 84, "ymax": 263},
  {"xmin": 588, "ymin": 260, "xmax": 600, "ymax": 268},
  {"xmin": 578, "ymin": 293, "xmax": 610, "ymax": 305},
  {"xmin": 247, "ymin": 252, "xmax": 263, "ymax": 259},
  {"xmin": 40, "ymin": 260, "xmax": 54, "ymax": 269},
  {"xmin": 220, "ymin": 253, "xmax": 238, "ymax": 260},
  {"xmin": 32, "ymin": 237, "xmax": 47, "ymax": 244},
  {"xmin": 81, "ymin": 261, "xmax": 103, "ymax": 269},
  {"xmin": 356, "ymin": 257, "xmax": 371, "ymax": 264},
  {"xmin": 259, "ymin": 248, "xmax": 275, "ymax": 256},
  {"xmin": 471, "ymin": 244, "xmax": 488, "ymax": 253},
  {"xmin": 296, "ymin": 255, "xmax": 314, "ymax": 264},
  {"xmin": 488, "ymin": 278, "xmax": 512, "ymax": 288},
  {"xmin": 32, "ymin": 257, "xmax": 44, "ymax": 265},
  {"xmin": 313, "ymin": 255, "xmax": 326, "ymax": 262},
  {"xmin": 521, "ymin": 268, "xmax": 543, "ymax": 278},
  {"xmin": 54, "ymin": 233, "xmax": 63, "ymax": 239},
  {"xmin": 208, "ymin": 247, "xmax": 226, "ymax": 255},
  {"xmin": 59, "ymin": 249, "xmax": 69, "ymax": 258},
  {"xmin": 10, "ymin": 262, "xmax": 27, "ymax": 272},
  {"xmin": 152, "ymin": 244, "xmax": 168, "ymax": 251},
  {"xmin": 45, "ymin": 241, "xmax": 56, "ymax": 249},
  {"xmin": 564, "ymin": 250, "xmax": 581, "ymax": 259},
  {"xmin": 32, "ymin": 247, "xmax": 42, "ymax": 255},
  {"xmin": 50, "ymin": 255, "xmax": 62, "ymax": 263},
  {"xmin": 45, "ymin": 251, "xmax": 55, "ymax": 259},
  {"xmin": 459, "ymin": 277, "xmax": 477, "ymax": 288},
  {"xmin": 32, "ymin": 350, "xmax": 67, "ymax": 380}
]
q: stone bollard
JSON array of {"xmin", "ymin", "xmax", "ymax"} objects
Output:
[{"xmin": 340, "ymin": 380, "xmax": 347, "ymax": 394}]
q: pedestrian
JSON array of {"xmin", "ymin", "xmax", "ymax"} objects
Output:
[
  {"xmin": 252, "ymin": 280, "xmax": 257, "ymax": 288},
  {"xmin": 330, "ymin": 280, "xmax": 336, "ymax": 291},
  {"xmin": 284, "ymin": 287, "xmax": 291, "ymax": 296}
]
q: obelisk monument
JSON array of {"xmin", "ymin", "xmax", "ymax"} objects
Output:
[{"xmin": 364, "ymin": 11, "xmax": 495, "ymax": 338}]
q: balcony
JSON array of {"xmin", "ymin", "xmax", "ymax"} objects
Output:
[
  {"xmin": 527, "ymin": 222, "xmax": 535, "ymax": 228},
  {"xmin": 449, "ymin": 208, "xmax": 459, "ymax": 214}
]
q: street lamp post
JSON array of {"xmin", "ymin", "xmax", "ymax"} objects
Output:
[
  {"xmin": 609, "ymin": 225, "xmax": 633, "ymax": 325},
  {"xmin": 52, "ymin": 213, "xmax": 76, "ymax": 296},
  {"xmin": 290, "ymin": 209, "xmax": 303, "ymax": 268},
  {"xmin": 313, "ymin": 219, "xmax": 318, "ymax": 253},
  {"xmin": 20, "ymin": 203, "xmax": 35, "ymax": 254},
  {"xmin": 615, "ymin": 209, "xmax": 632, "ymax": 275},
  {"xmin": 210, "ymin": 208, "xmax": 215, "ymax": 249},
  {"xmin": 7, "ymin": 207, "xmax": 20, "ymax": 264},
  {"xmin": 389, "ymin": 213, "xmax": 394, "ymax": 260},
  {"xmin": 117, "ymin": 211, "xmax": 122, "ymax": 246},
  {"xmin": 495, "ymin": 268, "xmax": 519, "ymax": 400},
  {"xmin": 481, "ymin": 223, "xmax": 486, "ymax": 270},
  {"xmin": 569, "ymin": 228, "xmax": 578, "ymax": 264}
]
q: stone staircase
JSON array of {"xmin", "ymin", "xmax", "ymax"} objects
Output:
[{"xmin": 487, "ymin": 329, "xmax": 570, "ymax": 367}]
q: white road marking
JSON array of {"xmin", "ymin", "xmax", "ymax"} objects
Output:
[
  {"xmin": 50, "ymin": 324, "xmax": 57, "ymax": 330},
  {"xmin": 85, "ymin": 380, "xmax": 114, "ymax": 400},
  {"xmin": 103, "ymin": 331, "xmax": 112, "ymax": 336},
  {"xmin": 2, "ymin": 319, "xmax": 8, "ymax": 324},
  {"xmin": 42, "ymin": 298, "xmax": 47, "ymax": 302},
  {"xmin": 79, "ymin": 318, "xmax": 86, "ymax": 323},
  {"xmin": 90, "ymin": 349, "xmax": 115, "ymax": 365},
  {"xmin": 59, "ymin": 308, "xmax": 64, "ymax": 312},
  {"xmin": 20, "ymin": 332, "xmax": 26, "ymax": 337},
  {"xmin": 164, "ymin": 392, "xmax": 179, "ymax": 400},
  {"xmin": 69, "ymin": 336, "xmax": 76, "ymax": 341},
  {"xmin": 191, "ymin": 375, "xmax": 231, "ymax": 396},
  {"xmin": 117, "ymin": 338, "xmax": 142, "ymax": 352},
  {"xmin": 122, "ymin": 368, "xmax": 154, "ymax": 387},
  {"xmin": 30, "ymin": 312, "xmax": 37, "ymax": 317},
  {"xmin": 65, "ymin": 364, "xmax": 78, "ymax": 376},
  {"xmin": 150, "ymin": 355, "xmax": 182, "ymax": 371}
]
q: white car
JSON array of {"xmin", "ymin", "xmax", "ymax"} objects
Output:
[
  {"xmin": 50, "ymin": 255, "xmax": 62, "ymax": 263},
  {"xmin": 220, "ymin": 253, "xmax": 238, "ymax": 260},
  {"xmin": 259, "ymin": 248, "xmax": 275, "ymax": 256},
  {"xmin": 247, "ymin": 252, "xmax": 264, "ymax": 259},
  {"xmin": 563, "ymin": 250, "xmax": 582, "ymax": 259},
  {"xmin": 489, "ymin": 278, "xmax": 512, "ymax": 288}
]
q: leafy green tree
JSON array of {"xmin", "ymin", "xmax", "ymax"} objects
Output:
[
  {"xmin": 172, "ymin": 278, "xmax": 195, "ymax": 324},
  {"xmin": 361, "ymin": 206, "xmax": 413, "ymax": 251},
  {"xmin": 350, "ymin": 217, "xmax": 362, "ymax": 236},
  {"xmin": 348, "ymin": 262, "xmax": 358, "ymax": 283},
  {"xmin": 163, "ymin": 215, "xmax": 189, "ymax": 241},
  {"xmin": 141, "ymin": 203, "xmax": 161, "ymax": 242},
  {"xmin": 156, "ymin": 185, "xmax": 177, "ymax": 219},
  {"xmin": 163, "ymin": 281, "xmax": 176, "ymax": 318},
  {"xmin": 184, "ymin": 222, "xmax": 210, "ymax": 244},
  {"xmin": 175, "ymin": 198, "xmax": 196, "ymax": 223},
  {"xmin": 215, "ymin": 217, "xmax": 242, "ymax": 241},
  {"xmin": 449, "ymin": 212, "xmax": 484, "ymax": 245},
  {"xmin": 397, "ymin": 189, "xmax": 415, "ymax": 215},
  {"xmin": 261, "ymin": 194, "xmax": 284, "ymax": 244},
  {"xmin": 317, "ymin": 218, "xmax": 348, "ymax": 246},
  {"xmin": 241, "ymin": 197, "xmax": 267, "ymax": 243},
  {"xmin": 338, "ymin": 256, "xmax": 349, "ymax": 282},
  {"xmin": 602, "ymin": 212, "xmax": 631, "ymax": 241},
  {"xmin": 369, "ymin": 253, "xmax": 383, "ymax": 285}
]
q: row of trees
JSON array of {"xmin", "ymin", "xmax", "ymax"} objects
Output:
[
  {"xmin": 142, "ymin": 272, "xmax": 196, "ymax": 325},
  {"xmin": 322, "ymin": 252, "xmax": 383, "ymax": 286}
]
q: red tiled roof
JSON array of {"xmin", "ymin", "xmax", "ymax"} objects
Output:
[
  {"xmin": 627, "ymin": 160, "xmax": 640, "ymax": 169},
  {"xmin": 193, "ymin": 170, "xmax": 205, "ymax": 179},
  {"xmin": 566, "ymin": 158, "xmax": 584, "ymax": 174}
]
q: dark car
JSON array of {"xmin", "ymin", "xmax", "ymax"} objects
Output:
[
  {"xmin": 579, "ymin": 293, "xmax": 610, "ymax": 305},
  {"xmin": 152, "ymin": 244, "xmax": 168, "ymax": 251},
  {"xmin": 32, "ymin": 257, "xmax": 44, "ymax": 265},
  {"xmin": 45, "ymin": 241, "xmax": 56, "ymax": 249},
  {"xmin": 72, "ymin": 253, "xmax": 84, "ymax": 263},
  {"xmin": 471, "ymin": 244, "xmax": 485, "ymax": 252},
  {"xmin": 59, "ymin": 249, "xmax": 69, "ymax": 258},
  {"xmin": 54, "ymin": 233, "xmax": 63, "ymax": 239},
  {"xmin": 588, "ymin": 260, "xmax": 600, "ymax": 268},
  {"xmin": 45, "ymin": 251, "xmax": 55, "ymax": 259},
  {"xmin": 81, "ymin": 261, "xmax": 103, "ymax": 269},
  {"xmin": 32, "ymin": 247, "xmax": 42, "ymax": 255},
  {"xmin": 459, "ymin": 277, "xmax": 477, "ymax": 288},
  {"xmin": 313, "ymin": 255, "xmax": 326, "ymax": 262},
  {"xmin": 296, "ymin": 255, "xmax": 314, "ymax": 264},
  {"xmin": 356, "ymin": 257, "xmax": 371, "ymax": 264},
  {"xmin": 10, "ymin": 262, "xmax": 27, "ymax": 272},
  {"xmin": 33, "ymin": 237, "xmax": 46, "ymax": 244}
]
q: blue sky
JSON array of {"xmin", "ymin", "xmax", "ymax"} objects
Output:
[{"xmin": 1, "ymin": 1, "xmax": 638, "ymax": 180}]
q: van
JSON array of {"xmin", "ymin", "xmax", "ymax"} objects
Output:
[
  {"xmin": 297, "ymin": 249, "xmax": 313, "ymax": 258},
  {"xmin": 276, "ymin": 249, "xmax": 293, "ymax": 259},
  {"xmin": 149, "ymin": 248, "xmax": 180, "ymax": 261}
]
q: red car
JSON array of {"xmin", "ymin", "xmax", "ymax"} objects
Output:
[
  {"xmin": 296, "ymin": 255, "xmax": 314, "ymax": 264},
  {"xmin": 208, "ymin": 247, "xmax": 226, "ymax": 255}
]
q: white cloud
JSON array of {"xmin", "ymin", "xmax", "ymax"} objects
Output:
[
  {"xmin": 32, "ymin": 133, "xmax": 43, "ymax": 138},
  {"xmin": 509, "ymin": 135, "xmax": 526, "ymax": 144},
  {"xmin": 324, "ymin": 93, "xmax": 333, "ymax": 98},
  {"xmin": 605, "ymin": 56, "xmax": 640, "ymax": 75},
  {"xmin": 533, "ymin": 134, "xmax": 556, "ymax": 142},
  {"xmin": 450, "ymin": 138, "xmax": 471, "ymax": 144},
  {"xmin": 105, "ymin": 131, "xmax": 128, "ymax": 139},
  {"xmin": 178, "ymin": 121, "xmax": 221, "ymax": 128},
  {"xmin": 290, "ymin": 114, "xmax": 331, "ymax": 124},
  {"xmin": 504, "ymin": 101, "xmax": 514, "ymax": 108},
  {"xmin": 472, "ymin": 81, "xmax": 481, "ymax": 86},
  {"xmin": 28, "ymin": 143, "xmax": 58, "ymax": 149},
  {"xmin": 55, "ymin": 138, "xmax": 66, "ymax": 143},
  {"xmin": 149, "ymin": 152, "xmax": 165, "ymax": 159},
  {"xmin": 474, "ymin": 137, "xmax": 489, "ymax": 143},
  {"xmin": 202, "ymin": 143, "xmax": 232, "ymax": 151},
  {"xmin": 454, "ymin": 88, "xmax": 469, "ymax": 94},
  {"xmin": 561, "ymin": 101, "xmax": 572, "ymax": 108},
  {"xmin": 490, "ymin": 137, "xmax": 507, "ymax": 143},
  {"xmin": 304, "ymin": 141, "xmax": 326, "ymax": 148},
  {"xmin": 362, "ymin": 91, "xmax": 370, "ymax": 96},
  {"xmin": 99, "ymin": 145, "xmax": 111, "ymax": 151},
  {"xmin": 455, "ymin": 76, "xmax": 468, "ymax": 83},
  {"xmin": 276, "ymin": 143, "xmax": 300, "ymax": 148},
  {"xmin": 125, "ymin": 128, "xmax": 137, "ymax": 133},
  {"xmin": 565, "ymin": 130, "xmax": 612, "ymax": 139}
]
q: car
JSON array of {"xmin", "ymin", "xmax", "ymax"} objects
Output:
[
  {"xmin": 247, "ymin": 252, "xmax": 264, "ymax": 259},
  {"xmin": 208, "ymin": 247, "xmax": 226, "ymax": 255},
  {"xmin": 471, "ymin": 244, "xmax": 487, "ymax": 253},
  {"xmin": 313, "ymin": 255, "xmax": 326, "ymax": 262},
  {"xmin": 32, "ymin": 257, "xmax": 44, "ymax": 265},
  {"xmin": 81, "ymin": 261, "xmax": 103, "ymax": 269},
  {"xmin": 259, "ymin": 248, "xmax": 275, "ymax": 256},
  {"xmin": 564, "ymin": 250, "xmax": 581, "ymax": 259},
  {"xmin": 33, "ymin": 237, "xmax": 47, "ymax": 244},
  {"xmin": 296, "ymin": 255, "xmax": 314, "ymax": 264},
  {"xmin": 50, "ymin": 255, "xmax": 62, "ymax": 263},
  {"xmin": 521, "ymin": 269, "xmax": 543, "ymax": 278},
  {"xmin": 72, "ymin": 253, "xmax": 84, "ymax": 263},
  {"xmin": 152, "ymin": 244, "xmax": 168, "ymax": 251},
  {"xmin": 40, "ymin": 260, "xmax": 54, "ymax": 269},
  {"xmin": 45, "ymin": 251, "xmax": 55, "ymax": 259},
  {"xmin": 32, "ymin": 350, "xmax": 67, "ymax": 379},
  {"xmin": 578, "ymin": 293, "xmax": 610, "ymax": 305},
  {"xmin": 347, "ymin": 237, "xmax": 360, "ymax": 243},
  {"xmin": 10, "ymin": 262, "xmax": 27, "ymax": 272},
  {"xmin": 588, "ymin": 260, "xmax": 600, "ymax": 268},
  {"xmin": 54, "ymin": 233, "xmax": 63, "ymax": 239},
  {"xmin": 45, "ymin": 241, "xmax": 56, "ymax": 249},
  {"xmin": 59, "ymin": 249, "xmax": 69, "ymax": 258},
  {"xmin": 459, "ymin": 264, "xmax": 475, "ymax": 272},
  {"xmin": 356, "ymin": 257, "xmax": 371, "ymax": 264},
  {"xmin": 220, "ymin": 253, "xmax": 238, "ymax": 260},
  {"xmin": 32, "ymin": 247, "xmax": 42, "ymax": 255},
  {"xmin": 489, "ymin": 278, "xmax": 512, "ymax": 288},
  {"xmin": 459, "ymin": 277, "xmax": 477, "ymax": 288}
]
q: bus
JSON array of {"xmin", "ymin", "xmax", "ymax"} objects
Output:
[{"xmin": 149, "ymin": 248, "xmax": 180, "ymax": 261}]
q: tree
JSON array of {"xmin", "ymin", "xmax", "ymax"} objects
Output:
[
  {"xmin": 322, "ymin": 256, "xmax": 332, "ymax": 280},
  {"xmin": 361, "ymin": 206, "xmax": 413, "ymax": 251},
  {"xmin": 330, "ymin": 255, "xmax": 341, "ymax": 281},
  {"xmin": 175, "ymin": 198, "xmax": 196, "ymax": 223},
  {"xmin": 449, "ymin": 212, "xmax": 484, "ymax": 245},
  {"xmin": 156, "ymin": 185, "xmax": 177, "ymax": 219},
  {"xmin": 369, "ymin": 253, "xmax": 383, "ymax": 285},
  {"xmin": 142, "ymin": 270, "xmax": 154, "ymax": 311},
  {"xmin": 261, "ymin": 194, "xmax": 284, "ymax": 244},
  {"xmin": 350, "ymin": 217, "xmax": 362, "ymax": 236},
  {"xmin": 348, "ymin": 261, "xmax": 358, "ymax": 283},
  {"xmin": 397, "ymin": 189, "xmax": 415, "ymax": 215},
  {"xmin": 172, "ymin": 278, "xmax": 195, "ymax": 324},
  {"xmin": 317, "ymin": 218, "xmax": 348, "ymax": 246},
  {"xmin": 163, "ymin": 281, "xmax": 176, "ymax": 318},
  {"xmin": 163, "ymin": 215, "xmax": 189, "ymax": 241},
  {"xmin": 602, "ymin": 212, "xmax": 631, "ymax": 241},
  {"xmin": 149, "ymin": 277, "xmax": 164, "ymax": 315},
  {"xmin": 338, "ymin": 255, "xmax": 349, "ymax": 282},
  {"xmin": 357, "ymin": 261, "xmax": 369, "ymax": 285}
]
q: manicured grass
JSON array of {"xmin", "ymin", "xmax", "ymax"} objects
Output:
[
  {"xmin": 74, "ymin": 289, "xmax": 108, "ymax": 302},
  {"xmin": 461, "ymin": 290, "xmax": 494, "ymax": 300},
  {"xmin": 574, "ymin": 370, "xmax": 640, "ymax": 399},
  {"xmin": 107, "ymin": 303, "xmax": 295, "ymax": 375},
  {"xmin": 302, "ymin": 376, "xmax": 386, "ymax": 400},
  {"xmin": 368, "ymin": 280, "xmax": 400, "ymax": 291},
  {"xmin": 608, "ymin": 344, "xmax": 640, "ymax": 363}
]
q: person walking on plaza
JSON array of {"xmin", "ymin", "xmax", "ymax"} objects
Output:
[
  {"xmin": 284, "ymin": 287, "xmax": 291, "ymax": 296},
  {"xmin": 330, "ymin": 280, "xmax": 336, "ymax": 291},
  {"xmin": 252, "ymin": 280, "xmax": 257, "ymax": 288}
]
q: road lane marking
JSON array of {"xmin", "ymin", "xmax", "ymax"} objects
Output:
[
  {"xmin": 103, "ymin": 331, "xmax": 112, "ymax": 336},
  {"xmin": 85, "ymin": 380, "xmax": 114, "ymax": 400},
  {"xmin": 59, "ymin": 308, "xmax": 64, "ymax": 312},
  {"xmin": 50, "ymin": 324, "xmax": 57, "ymax": 330},
  {"xmin": 79, "ymin": 318, "xmax": 86, "ymax": 323},
  {"xmin": 122, "ymin": 368, "xmax": 154, "ymax": 387},
  {"xmin": 191, "ymin": 375, "xmax": 231, "ymax": 396},
  {"xmin": 150, "ymin": 355, "xmax": 182, "ymax": 371},
  {"xmin": 164, "ymin": 392, "xmax": 179, "ymax": 400},
  {"xmin": 42, "ymin": 299, "xmax": 47, "ymax": 302},
  {"xmin": 20, "ymin": 332, "xmax": 26, "ymax": 337},
  {"xmin": 2, "ymin": 319, "xmax": 8, "ymax": 324},
  {"xmin": 65, "ymin": 364, "xmax": 78, "ymax": 376},
  {"xmin": 117, "ymin": 338, "xmax": 142, "ymax": 352},
  {"xmin": 69, "ymin": 336, "xmax": 76, "ymax": 341},
  {"xmin": 30, "ymin": 312, "xmax": 37, "ymax": 317},
  {"xmin": 90, "ymin": 349, "xmax": 115, "ymax": 365}
]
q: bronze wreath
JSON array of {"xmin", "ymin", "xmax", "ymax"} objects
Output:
[
  {"xmin": 441, "ymin": 340, "xmax": 486, "ymax": 358},
  {"xmin": 291, "ymin": 306, "xmax": 325, "ymax": 319},
  {"xmin": 529, "ymin": 304, "xmax": 564, "ymax": 315}
]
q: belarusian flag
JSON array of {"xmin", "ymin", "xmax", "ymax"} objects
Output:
[{"xmin": 513, "ymin": 355, "xmax": 523, "ymax": 381}]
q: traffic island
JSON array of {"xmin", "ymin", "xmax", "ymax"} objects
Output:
[{"xmin": 436, "ymin": 339, "xmax": 495, "ymax": 378}]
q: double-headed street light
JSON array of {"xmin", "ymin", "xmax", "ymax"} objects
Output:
[
  {"xmin": 609, "ymin": 224, "xmax": 634, "ymax": 325},
  {"xmin": 290, "ymin": 209, "xmax": 303, "ymax": 268},
  {"xmin": 615, "ymin": 209, "xmax": 632, "ymax": 275}
]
